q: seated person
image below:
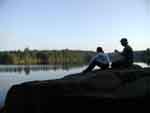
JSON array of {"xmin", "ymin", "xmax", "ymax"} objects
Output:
[
  {"xmin": 82, "ymin": 47, "xmax": 111, "ymax": 73},
  {"xmin": 111, "ymin": 38, "xmax": 133, "ymax": 68}
]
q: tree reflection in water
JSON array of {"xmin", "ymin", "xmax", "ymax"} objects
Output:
[{"xmin": 0, "ymin": 64, "xmax": 86, "ymax": 75}]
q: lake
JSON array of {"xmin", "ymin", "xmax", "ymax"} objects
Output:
[
  {"xmin": 0, "ymin": 64, "xmax": 87, "ymax": 108},
  {"xmin": 0, "ymin": 62, "xmax": 149, "ymax": 108}
]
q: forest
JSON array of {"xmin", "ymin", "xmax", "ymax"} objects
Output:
[
  {"xmin": 0, "ymin": 48, "xmax": 150, "ymax": 65},
  {"xmin": 0, "ymin": 48, "xmax": 95, "ymax": 65}
]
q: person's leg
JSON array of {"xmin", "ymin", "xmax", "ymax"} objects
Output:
[
  {"xmin": 111, "ymin": 60, "xmax": 122, "ymax": 68},
  {"xmin": 111, "ymin": 60, "xmax": 129, "ymax": 68},
  {"xmin": 97, "ymin": 63, "xmax": 109, "ymax": 70},
  {"xmin": 83, "ymin": 60, "xmax": 97, "ymax": 73},
  {"xmin": 83, "ymin": 60, "xmax": 109, "ymax": 73}
]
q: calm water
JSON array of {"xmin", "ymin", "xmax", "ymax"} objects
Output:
[
  {"xmin": 0, "ymin": 62, "xmax": 149, "ymax": 108},
  {"xmin": 0, "ymin": 64, "xmax": 87, "ymax": 108}
]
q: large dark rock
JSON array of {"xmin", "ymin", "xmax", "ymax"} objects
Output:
[{"xmin": 2, "ymin": 66, "xmax": 150, "ymax": 113}]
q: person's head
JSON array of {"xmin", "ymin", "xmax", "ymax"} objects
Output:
[
  {"xmin": 120, "ymin": 38, "xmax": 128, "ymax": 46},
  {"xmin": 96, "ymin": 47, "xmax": 104, "ymax": 53}
]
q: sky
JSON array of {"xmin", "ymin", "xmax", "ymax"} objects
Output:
[{"xmin": 0, "ymin": 0, "xmax": 150, "ymax": 52}]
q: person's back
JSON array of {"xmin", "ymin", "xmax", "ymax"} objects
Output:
[
  {"xmin": 82, "ymin": 47, "xmax": 110, "ymax": 73},
  {"xmin": 121, "ymin": 45, "xmax": 133, "ymax": 65},
  {"xmin": 112, "ymin": 38, "xmax": 133, "ymax": 68},
  {"xmin": 90, "ymin": 52, "xmax": 110, "ymax": 65}
]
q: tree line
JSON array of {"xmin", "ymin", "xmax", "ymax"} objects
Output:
[
  {"xmin": 1, "ymin": 48, "xmax": 149, "ymax": 65},
  {"xmin": 143, "ymin": 48, "xmax": 150, "ymax": 65},
  {"xmin": 0, "ymin": 48, "xmax": 95, "ymax": 65}
]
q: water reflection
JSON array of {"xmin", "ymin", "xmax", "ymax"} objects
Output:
[
  {"xmin": 0, "ymin": 65, "xmax": 87, "ymax": 108},
  {"xmin": 0, "ymin": 62, "xmax": 149, "ymax": 75},
  {"xmin": 0, "ymin": 64, "xmax": 86, "ymax": 75}
]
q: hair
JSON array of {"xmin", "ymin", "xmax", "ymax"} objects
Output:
[
  {"xmin": 120, "ymin": 38, "xmax": 128, "ymax": 42},
  {"xmin": 120, "ymin": 38, "xmax": 128, "ymax": 45},
  {"xmin": 97, "ymin": 47, "xmax": 104, "ymax": 53}
]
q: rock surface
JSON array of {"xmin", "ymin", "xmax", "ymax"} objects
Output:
[{"xmin": 2, "ymin": 66, "xmax": 150, "ymax": 113}]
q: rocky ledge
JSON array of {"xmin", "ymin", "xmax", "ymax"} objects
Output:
[{"xmin": 2, "ymin": 65, "xmax": 150, "ymax": 113}]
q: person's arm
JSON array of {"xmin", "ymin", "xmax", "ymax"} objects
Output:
[
  {"xmin": 89, "ymin": 54, "xmax": 98, "ymax": 64},
  {"xmin": 114, "ymin": 49, "xmax": 121, "ymax": 54},
  {"xmin": 106, "ymin": 53, "xmax": 111, "ymax": 64}
]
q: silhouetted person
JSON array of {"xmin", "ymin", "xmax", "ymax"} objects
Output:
[
  {"xmin": 112, "ymin": 38, "xmax": 133, "ymax": 68},
  {"xmin": 82, "ymin": 47, "xmax": 110, "ymax": 73}
]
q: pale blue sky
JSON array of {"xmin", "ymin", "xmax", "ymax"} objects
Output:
[{"xmin": 0, "ymin": 0, "xmax": 150, "ymax": 52}]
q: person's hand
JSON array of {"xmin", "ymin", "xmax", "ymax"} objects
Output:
[{"xmin": 114, "ymin": 49, "xmax": 119, "ymax": 53}]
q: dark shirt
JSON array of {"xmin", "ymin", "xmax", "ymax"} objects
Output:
[{"xmin": 121, "ymin": 45, "xmax": 133, "ymax": 65}]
